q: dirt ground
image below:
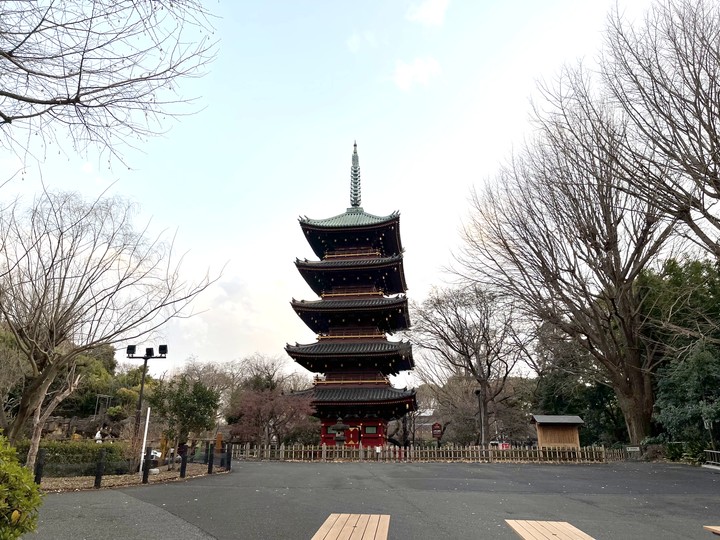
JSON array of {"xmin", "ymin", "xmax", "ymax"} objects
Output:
[{"xmin": 40, "ymin": 463, "xmax": 228, "ymax": 492}]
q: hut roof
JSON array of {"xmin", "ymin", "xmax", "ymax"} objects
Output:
[{"xmin": 531, "ymin": 414, "xmax": 584, "ymax": 425}]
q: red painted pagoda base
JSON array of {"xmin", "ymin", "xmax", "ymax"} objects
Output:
[{"xmin": 320, "ymin": 418, "xmax": 386, "ymax": 447}]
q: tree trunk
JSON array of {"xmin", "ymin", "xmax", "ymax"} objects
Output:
[
  {"xmin": 25, "ymin": 370, "xmax": 80, "ymax": 470},
  {"xmin": 7, "ymin": 365, "xmax": 59, "ymax": 444},
  {"xmin": 614, "ymin": 370, "xmax": 654, "ymax": 445}
]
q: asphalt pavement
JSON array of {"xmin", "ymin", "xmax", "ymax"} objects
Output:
[{"xmin": 34, "ymin": 461, "xmax": 720, "ymax": 539}]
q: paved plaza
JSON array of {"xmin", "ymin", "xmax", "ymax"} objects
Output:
[{"xmin": 35, "ymin": 461, "xmax": 720, "ymax": 539}]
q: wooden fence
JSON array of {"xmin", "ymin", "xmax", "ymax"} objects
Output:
[
  {"xmin": 231, "ymin": 443, "xmax": 612, "ymax": 464},
  {"xmin": 604, "ymin": 447, "xmax": 629, "ymax": 462}
]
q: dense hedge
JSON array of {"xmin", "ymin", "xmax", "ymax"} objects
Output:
[
  {"xmin": 15, "ymin": 440, "xmax": 131, "ymax": 477},
  {"xmin": 0, "ymin": 435, "xmax": 42, "ymax": 539}
]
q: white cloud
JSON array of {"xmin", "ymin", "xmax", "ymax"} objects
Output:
[
  {"xmin": 394, "ymin": 57, "xmax": 441, "ymax": 91},
  {"xmin": 346, "ymin": 31, "xmax": 377, "ymax": 54},
  {"xmin": 406, "ymin": 0, "xmax": 450, "ymax": 27}
]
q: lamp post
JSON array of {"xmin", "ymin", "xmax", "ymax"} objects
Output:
[{"xmin": 127, "ymin": 344, "xmax": 167, "ymax": 444}]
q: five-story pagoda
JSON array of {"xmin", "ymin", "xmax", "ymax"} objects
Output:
[{"xmin": 287, "ymin": 143, "xmax": 416, "ymax": 446}]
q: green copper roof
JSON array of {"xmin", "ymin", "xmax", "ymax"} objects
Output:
[{"xmin": 300, "ymin": 207, "xmax": 399, "ymax": 228}]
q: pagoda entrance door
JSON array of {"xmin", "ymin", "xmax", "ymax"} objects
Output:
[{"xmin": 345, "ymin": 426, "xmax": 361, "ymax": 447}]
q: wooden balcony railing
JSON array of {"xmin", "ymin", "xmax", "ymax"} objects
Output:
[
  {"xmin": 314, "ymin": 375, "xmax": 390, "ymax": 385},
  {"xmin": 318, "ymin": 329, "xmax": 385, "ymax": 340},
  {"xmin": 325, "ymin": 249, "xmax": 381, "ymax": 259}
]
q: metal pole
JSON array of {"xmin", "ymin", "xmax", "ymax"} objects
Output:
[
  {"xmin": 133, "ymin": 356, "xmax": 150, "ymax": 442},
  {"xmin": 225, "ymin": 442, "xmax": 232, "ymax": 471},
  {"xmin": 34, "ymin": 448, "xmax": 46, "ymax": 485},
  {"xmin": 94, "ymin": 449, "xmax": 106, "ymax": 489},
  {"xmin": 207, "ymin": 443, "xmax": 215, "ymax": 474},
  {"xmin": 139, "ymin": 406, "xmax": 151, "ymax": 472},
  {"xmin": 142, "ymin": 447, "xmax": 152, "ymax": 484}
]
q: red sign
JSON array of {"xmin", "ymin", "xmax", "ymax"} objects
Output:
[{"xmin": 431, "ymin": 422, "xmax": 442, "ymax": 438}]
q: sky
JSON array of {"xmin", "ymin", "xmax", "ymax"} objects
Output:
[{"xmin": 0, "ymin": 0, "xmax": 654, "ymax": 379}]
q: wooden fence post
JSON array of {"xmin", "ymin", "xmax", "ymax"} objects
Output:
[{"xmin": 207, "ymin": 443, "xmax": 214, "ymax": 474}]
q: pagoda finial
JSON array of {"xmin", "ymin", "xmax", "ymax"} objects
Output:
[{"xmin": 350, "ymin": 141, "xmax": 361, "ymax": 208}]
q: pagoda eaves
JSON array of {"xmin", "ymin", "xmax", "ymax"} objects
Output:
[
  {"xmin": 290, "ymin": 296, "xmax": 410, "ymax": 334},
  {"xmin": 285, "ymin": 339, "xmax": 414, "ymax": 374},
  {"xmin": 295, "ymin": 254, "xmax": 407, "ymax": 297},
  {"xmin": 299, "ymin": 208, "xmax": 403, "ymax": 260}
]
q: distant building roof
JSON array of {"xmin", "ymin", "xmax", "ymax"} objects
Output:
[{"xmin": 531, "ymin": 414, "xmax": 584, "ymax": 425}]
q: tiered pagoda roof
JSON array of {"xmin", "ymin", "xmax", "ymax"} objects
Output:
[
  {"xmin": 299, "ymin": 209, "xmax": 403, "ymax": 260},
  {"xmin": 295, "ymin": 254, "xmax": 407, "ymax": 296},
  {"xmin": 287, "ymin": 142, "xmax": 416, "ymax": 443},
  {"xmin": 286, "ymin": 340, "xmax": 413, "ymax": 374},
  {"xmin": 297, "ymin": 386, "xmax": 415, "ymax": 405},
  {"xmin": 290, "ymin": 296, "xmax": 410, "ymax": 334}
]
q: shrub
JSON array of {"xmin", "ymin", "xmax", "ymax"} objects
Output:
[
  {"xmin": 14, "ymin": 440, "xmax": 129, "ymax": 477},
  {"xmin": 0, "ymin": 435, "xmax": 42, "ymax": 539},
  {"xmin": 106, "ymin": 405, "xmax": 127, "ymax": 421},
  {"xmin": 663, "ymin": 441, "xmax": 707, "ymax": 464},
  {"xmin": 665, "ymin": 442, "xmax": 685, "ymax": 461}
]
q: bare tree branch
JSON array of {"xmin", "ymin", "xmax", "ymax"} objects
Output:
[
  {"xmin": 0, "ymin": 189, "xmax": 219, "ymax": 445},
  {"xmin": 602, "ymin": 0, "xmax": 720, "ymax": 257},
  {"xmin": 0, "ymin": 0, "xmax": 216, "ymax": 164},
  {"xmin": 456, "ymin": 69, "xmax": 680, "ymax": 443},
  {"xmin": 412, "ymin": 285, "xmax": 532, "ymax": 445}
]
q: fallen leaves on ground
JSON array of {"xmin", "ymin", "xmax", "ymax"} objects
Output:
[{"xmin": 40, "ymin": 463, "xmax": 227, "ymax": 492}]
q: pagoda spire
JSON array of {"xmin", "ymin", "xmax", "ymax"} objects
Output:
[{"xmin": 350, "ymin": 141, "xmax": 361, "ymax": 208}]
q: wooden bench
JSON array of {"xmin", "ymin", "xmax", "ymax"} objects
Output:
[
  {"xmin": 312, "ymin": 513, "xmax": 390, "ymax": 540},
  {"xmin": 705, "ymin": 525, "xmax": 720, "ymax": 536},
  {"xmin": 505, "ymin": 519, "xmax": 595, "ymax": 540}
]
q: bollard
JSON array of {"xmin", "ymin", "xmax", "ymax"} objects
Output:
[
  {"xmin": 34, "ymin": 448, "xmax": 46, "ymax": 485},
  {"xmin": 225, "ymin": 442, "xmax": 232, "ymax": 471},
  {"xmin": 180, "ymin": 452, "xmax": 188, "ymax": 478},
  {"xmin": 94, "ymin": 448, "xmax": 106, "ymax": 489},
  {"xmin": 142, "ymin": 447, "xmax": 151, "ymax": 484},
  {"xmin": 203, "ymin": 441, "xmax": 210, "ymax": 464},
  {"xmin": 207, "ymin": 443, "xmax": 214, "ymax": 474}
]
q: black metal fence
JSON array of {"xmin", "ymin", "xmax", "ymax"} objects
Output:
[{"xmin": 32, "ymin": 442, "xmax": 233, "ymax": 489}]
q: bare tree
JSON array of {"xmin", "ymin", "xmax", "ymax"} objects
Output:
[
  {"xmin": 412, "ymin": 286, "xmax": 530, "ymax": 445},
  {"xmin": 458, "ymin": 77, "xmax": 678, "ymax": 443},
  {"xmin": 0, "ymin": 0, "xmax": 215, "ymax": 163},
  {"xmin": 602, "ymin": 0, "xmax": 720, "ymax": 257},
  {"xmin": 0, "ymin": 189, "xmax": 216, "ymax": 467}
]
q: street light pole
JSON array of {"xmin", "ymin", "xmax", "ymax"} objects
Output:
[{"xmin": 127, "ymin": 345, "xmax": 167, "ymax": 455}]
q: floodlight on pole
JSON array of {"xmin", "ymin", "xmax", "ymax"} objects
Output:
[{"xmin": 127, "ymin": 344, "xmax": 168, "ymax": 466}]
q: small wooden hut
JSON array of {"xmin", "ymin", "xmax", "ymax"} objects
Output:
[{"xmin": 531, "ymin": 415, "xmax": 583, "ymax": 449}]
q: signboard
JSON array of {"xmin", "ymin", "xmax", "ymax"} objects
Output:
[
  {"xmin": 626, "ymin": 446, "xmax": 641, "ymax": 452},
  {"xmin": 431, "ymin": 422, "xmax": 442, "ymax": 439}
]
